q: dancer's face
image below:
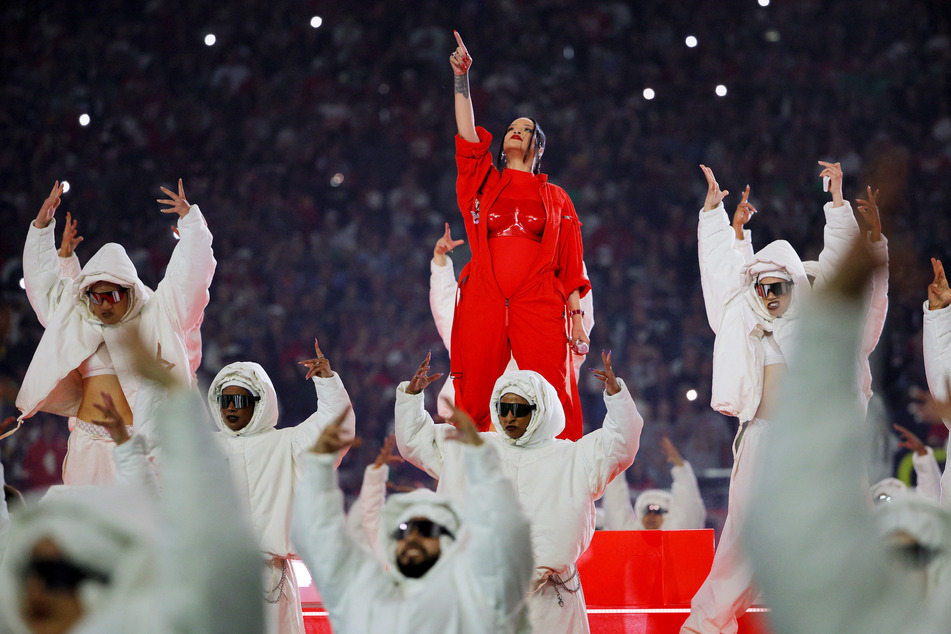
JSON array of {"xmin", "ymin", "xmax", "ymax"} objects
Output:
[
  {"xmin": 394, "ymin": 517, "xmax": 443, "ymax": 578},
  {"xmin": 19, "ymin": 538, "xmax": 85, "ymax": 634},
  {"xmin": 219, "ymin": 386, "xmax": 255, "ymax": 431},
  {"xmin": 498, "ymin": 393, "xmax": 534, "ymax": 439},
  {"xmin": 85, "ymin": 282, "xmax": 129, "ymax": 325},
  {"xmin": 641, "ymin": 510, "xmax": 666, "ymax": 530},
  {"xmin": 757, "ymin": 276, "xmax": 792, "ymax": 317}
]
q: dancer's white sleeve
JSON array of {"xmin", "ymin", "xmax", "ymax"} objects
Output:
[
  {"xmin": 670, "ymin": 461, "xmax": 707, "ymax": 530},
  {"xmin": 430, "ymin": 258, "xmax": 457, "ymax": 350}
]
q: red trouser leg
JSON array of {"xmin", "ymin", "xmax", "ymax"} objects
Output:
[
  {"xmin": 508, "ymin": 289, "xmax": 583, "ymax": 440},
  {"xmin": 451, "ymin": 272, "xmax": 513, "ymax": 431}
]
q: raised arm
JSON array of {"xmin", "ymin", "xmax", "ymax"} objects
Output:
[
  {"xmin": 662, "ymin": 437, "xmax": 707, "ymax": 529},
  {"xmin": 394, "ymin": 353, "xmax": 448, "ymax": 479},
  {"xmin": 893, "ymin": 423, "xmax": 942, "ymax": 503},
  {"xmin": 450, "ymin": 30, "xmax": 478, "ymax": 143},
  {"xmin": 154, "ymin": 386, "xmax": 263, "ymax": 631},
  {"xmin": 92, "ymin": 391, "xmax": 159, "ymax": 494},
  {"xmin": 431, "ymin": 223, "xmax": 464, "ymax": 349},
  {"xmin": 600, "ymin": 470, "xmax": 638, "ymax": 530},
  {"xmin": 345, "ymin": 435, "xmax": 401, "ymax": 564},
  {"xmin": 57, "ymin": 211, "xmax": 84, "ymax": 279},
  {"xmin": 151, "ymin": 179, "xmax": 216, "ymax": 332},
  {"xmin": 924, "ymin": 258, "xmax": 951, "ymax": 410},
  {"xmin": 581, "ymin": 351, "xmax": 645, "ymax": 496},
  {"xmin": 290, "ymin": 340, "xmax": 356, "ymax": 467},
  {"xmin": 697, "ymin": 166, "xmax": 747, "ymax": 332},
  {"xmin": 23, "ymin": 182, "xmax": 75, "ymax": 326},
  {"xmin": 446, "ymin": 407, "xmax": 534, "ymax": 624},
  {"xmin": 813, "ymin": 162, "xmax": 862, "ymax": 287},
  {"xmin": 291, "ymin": 410, "xmax": 367, "ymax": 624}
]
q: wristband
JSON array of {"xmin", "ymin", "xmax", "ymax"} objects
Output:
[{"xmin": 568, "ymin": 309, "xmax": 584, "ymax": 318}]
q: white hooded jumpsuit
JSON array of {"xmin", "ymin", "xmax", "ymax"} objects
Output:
[
  {"xmin": 396, "ymin": 369, "xmax": 643, "ymax": 633},
  {"xmin": 16, "ymin": 206, "xmax": 215, "ymax": 484},
  {"xmin": 207, "ymin": 361, "xmax": 355, "ymax": 634},
  {"xmin": 0, "ymin": 390, "xmax": 263, "ymax": 633},
  {"xmin": 745, "ymin": 284, "xmax": 951, "ymax": 633},
  {"xmin": 601, "ymin": 460, "xmax": 706, "ymax": 531},
  {"xmin": 683, "ymin": 199, "xmax": 885, "ymax": 633},
  {"xmin": 291, "ymin": 439, "xmax": 535, "ymax": 633}
]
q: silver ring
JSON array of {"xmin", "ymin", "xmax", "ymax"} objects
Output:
[{"xmin": 316, "ymin": 355, "xmax": 325, "ymax": 360}]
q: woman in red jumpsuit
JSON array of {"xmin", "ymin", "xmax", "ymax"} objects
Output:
[{"xmin": 448, "ymin": 31, "xmax": 591, "ymax": 439}]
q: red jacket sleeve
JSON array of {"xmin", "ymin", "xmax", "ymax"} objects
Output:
[
  {"xmin": 455, "ymin": 126, "xmax": 495, "ymax": 212},
  {"xmin": 555, "ymin": 189, "xmax": 591, "ymax": 298}
]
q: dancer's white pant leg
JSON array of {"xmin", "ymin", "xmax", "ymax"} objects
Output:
[
  {"xmin": 681, "ymin": 420, "xmax": 769, "ymax": 634},
  {"xmin": 63, "ymin": 417, "xmax": 119, "ymax": 486}
]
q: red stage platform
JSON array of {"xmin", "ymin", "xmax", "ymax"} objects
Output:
[{"xmin": 297, "ymin": 530, "xmax": 771, "ymax": 633}]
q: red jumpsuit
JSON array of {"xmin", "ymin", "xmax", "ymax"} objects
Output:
[{"xmin": 451, "ymin": 127, "xmax": 590, "ymax": 439}]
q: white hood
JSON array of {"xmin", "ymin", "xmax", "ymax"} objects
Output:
[
  {"xmin": 489, "ymin": 370, "xmax": 564, "ymax": 448},
  {"xmin": 0, "ymin": 484, "xmax": 158, "ymax": 633},
  {"xmin": 634, "ymin": 489, "xmax": 674, "ymax": 522},
  {"xmin": 740, "ymin": 239, "xmax": 810, "ymax": 327},
  {"xmin": 377, "ymin": 488, "xmax": 463, "ymax": 587},
  {"xmin": 207, "ymin": 362, "xmax": 279, "ymax": 437},
  {"xmin": 75, "ymin": 243, "xmax": 153, "ymax": 324},
  {"xmin": 874, "ymin": 495, "xmax": 951, "ymax": 599}
]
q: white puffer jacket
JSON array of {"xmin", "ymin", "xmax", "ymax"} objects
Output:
[
  {"xmin": 14, "ymin": 207, "xmax": 215, "ymax": 439},
  {"xmin": 698, "ymin": 201, "xmax": 885, "ymax": 421}
]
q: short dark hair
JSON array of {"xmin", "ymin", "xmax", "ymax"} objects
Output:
[{"xmin": 496, "ymin": 118, "xmax": 546, "ymax": 175}]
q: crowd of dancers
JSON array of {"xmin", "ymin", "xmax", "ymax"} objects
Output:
[{"xmin": 2, "ymin": 15, "xmax": 951, "ymax": 634}]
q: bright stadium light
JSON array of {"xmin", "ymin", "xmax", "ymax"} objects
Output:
[
  {"xmin": 79, "ymin": 114, "xmax": 90, "ymax": 126},
  {"xmin": 715, "ymin": 84, "xmax": 728, "ymax": 97},
  {"xmin": 61, "ymin": 180, "xmax": 71, "ymax": 193},
  {"xmin": 204, "ymin": 33, "xmax": 216, "ymax": 46},
  {"xmin": 643, "ymin": 88, "xmax": 655, "ymax": 100},
  {"xmin": 685, "ymin": 35, "xmax": 698, "ymax": 48},
  {"xmin": 310, "ymin": 16, "xmax": 323, "ymax": 29},
  {"xmin": 686, "ymin": 389, "xmax": 698, "ymax": 401}
]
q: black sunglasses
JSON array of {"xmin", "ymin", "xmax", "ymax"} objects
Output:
[
  {"xmin": 755, "ymin": 281, "xmax": 792, "ymax": 298},
  {"xmin": 496, "ymin": 402, "xmax": 536, "ymax": 419},
  {"xmin": 392, "ymin": 519, "xmax": 455, "ymax": 541},
  {"xmin": 217, "ymin": 394, "xmax": 260, "ymax": 409},
  {"xmin": 25, "ymin": 558, "xmax": 109, "ymax": 592}
]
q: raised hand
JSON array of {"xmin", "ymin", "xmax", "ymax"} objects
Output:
[
  {"xmin": 818, "ymin": 161, "xmax": 844, "ymax": 207},
  {"xmin": 700, "ymin": 165, "xmax": 729, "ymax": 212},
  {"xmin": 855, "ymin": 186, "xmax": 882, "ymax": 243},
  {"xmin": 92, "ymin": 391, "xmax": 132, "ymax": 445},
  {"xmin": 441, "ymin": 399, "xmax": 484, "ymax": 446},
  {"xmin": 449, "ymin": 30, "xmax": 472, "ymax": 75},
  {"xmin": 892, "ymin": 423, "xmax": 928, "ymax": 456},
  {"xmin": 310, "ymin": 407, "xmax": 355, "ymax": 454},
  {"xmin": 299, "ymin": 338, "xmax": 333, "ymax": 379},
  {"xmin": 155, "ymin": 342, "xmax": 177, "ymax": 375},
  {"xmin": 589, "ymin": 349, "xmax": 621, "ymax": 396},
  {"xmin": 157, "ymin": 178, "xmax": 191, "ymax": 218},
  {"xmin": 34, "ymin": 181, "xmax": 65, "ymax": 229},
  {"xmin": 58, "ymin": 211, "xmax": 84, "ymax": 257},
  {"xmin": 434, "ymin": 222, "xmax": 465, "ymax": 263},
  {"xmin": 406, "ymin": 352, "xmax": 443, "ymax": 395},
  {"xmin": 732, "ymin": 184, "xmax": 757, "ymax": 240},
  {"xmin": 659, "ymin": 436, "xmax": 685, "ymax": 467},
  {"xmin": 928, "ymin": 257, "xmax": 951, "ymax": 311},
  {"xmin": 373, "ymin": 433, "xmax": 405, "ymax": 469}
]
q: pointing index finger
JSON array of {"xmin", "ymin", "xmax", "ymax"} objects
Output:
[{"xmin": 453, "ymin": 30, "xmax": 466, "ymax": 51}]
